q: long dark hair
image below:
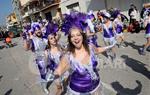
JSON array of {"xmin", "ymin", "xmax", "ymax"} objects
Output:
[{"xmin": 67, "ymin": 27, "xmax": 90, "ymax": 54}]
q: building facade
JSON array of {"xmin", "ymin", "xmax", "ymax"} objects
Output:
[
  {"xmin": 6, "ymin": 13, "xmax": 18, "ymax": 27},
  {"xmin": 12, "ymin": 0, "xmax": 22, "ymax": 24},
  {"xmin": 60, "ymin": 0, "xmax": 150, "ymax": 19},
  {"xmin": 18, "ymin": 0, "xmax": 61, "ymax": 22},
  {"xmin": 13, "ymin": 0, "xmax": 150, "ymax": 22}
]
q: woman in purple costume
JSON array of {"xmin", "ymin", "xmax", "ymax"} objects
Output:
[
  {"xmin": 113, "ymin": 12, "xmax": 126, "ymax": 48},
  {"xmin": 45, "ymin": 22, "xmax": 68, "ymax": 95},
  {"xmin": 54, "ymin": 11, "xmax": 116, "ymax": 95},
  {"xmin": 86, "ymin": 11, "xmax": 99, "ymax": 47},
  {"xmin": 100, "ymin": 11, "xmax": 117, "ymax": 62}
]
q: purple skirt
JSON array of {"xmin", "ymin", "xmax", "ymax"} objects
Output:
[{"xmin": 69, "ymin": 71, "xmax": 100, "ymax": 93}]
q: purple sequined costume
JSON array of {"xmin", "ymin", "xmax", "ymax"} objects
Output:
[
  {"xmin": 86, "ymin": 19, "xmax": 99, "ymax": 47},
  {"xmin": 31, "ymin": 37, "xmax": 47, "ymax": 80},
  {"xmin": 103, "ymin": 22, "xmax": 115, "ymax": 38},
  {"xmin": 67, "ymin": 47, "xmax": 101, "ymax": 94},
  {"xmin": 47, "ymin": 49, "xmax": 69, "ymax": 82},
  {"xmin": 102, "ymin": 22, "xmax": 116, "ymax": 45},
  {"xmin": 87, "ymin": 35, "xmax": 99, "ymax": 47},
  {"xmin": 47, "ymin": 50, "xmax": 62, "ymax": 71},
  {"xmin": 114, "ymin": 18, "xmax": 123, "ymax": 35}
]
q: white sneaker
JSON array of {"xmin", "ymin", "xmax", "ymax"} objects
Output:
[
  {"xmin": 46, "ymin": 71, "xmax": 54, "ymax": 82},
  {"xmin": 41, "ymin": 82, "xmax": 49, "ymax": 95},
  {"xmin": 43, "ymin": 88, "xmax": 49, "ymax": 95}
]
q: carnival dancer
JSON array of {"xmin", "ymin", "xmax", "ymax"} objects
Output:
[
  {"xmin": 113, "ymin": 11, "xmax": 126, "ymax": 48},
  {"xmin": 100, "ymin": 11, "xmax": 117, "ymax": 62},
  {"xmin": 86, "ymin": 10, "xmax": 99, "ymax": 47},
  {"xmin": 45, "ymin": 22, "xmax": 68, "ymax": 95},
  {"xmin": 24, "ymin": 23, "xmax": 49, "ymax": 94},
  {"xmin": 139, "ymin": 12, "xmax": 150, "ymax": 55},
  {"xmin": 54, "ymin": 11, "xmax": 116, "ymax": 95}
]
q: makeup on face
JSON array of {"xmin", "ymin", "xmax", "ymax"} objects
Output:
[
  {"xmin": 48, "ymin": 34, "xmax": 57, "ymax": 45},
  {"xmin": 70, "ymin": 28, "xmax": 83, "ymax": 48}
]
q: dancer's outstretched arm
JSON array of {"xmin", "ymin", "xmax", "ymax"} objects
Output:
[{"xmin": 91, "ymin": 41, "xmax": 116, "ymax": 54}]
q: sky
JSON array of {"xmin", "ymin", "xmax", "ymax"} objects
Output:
[{"xmin": 0, "ymin": 0, "xmax": 13, "ymax": 26}]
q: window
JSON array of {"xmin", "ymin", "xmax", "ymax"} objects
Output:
[{"xmin": 67, "ymin": 2, "xmax": 80, "ymax": 12}]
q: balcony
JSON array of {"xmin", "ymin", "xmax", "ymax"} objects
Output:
[
  {"xmin": 20, "ymin": 0, "xmax": 60, "ymax": 18},
  {"xmin": 22, "ymin": 12, "xmax": 29, "ymax": 18},
  {"xmin": 39, "ymin": 0, "xmax": 60, "ymax": 11},
  {"xmin": 28, "ymin": 7, "xmax": 40, "ymax": 15},
  {"xmin": 21, "ymin": 0, "xmax": 39, "ymax": 11},
  {"xmin": 39, "ymin": 0, "xmax": 59, "ymax": 6}
]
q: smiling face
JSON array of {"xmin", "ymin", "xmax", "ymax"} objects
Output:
[
  {"xmin": 48, "ymin": 34, "xmax": 57, "ymax": 46},
  {"xmin": 69, "ymin": 27, "xmax": 83, "ymax": 49},
  {"xmin": 35, "ymin": 29, "xmax": 42, "ymax": 38},
  {"xmin": 68, "ymin": 26, "xmax": 89, "ymax": 54}
]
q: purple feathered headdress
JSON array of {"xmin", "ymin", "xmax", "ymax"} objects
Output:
[
  {"xmin": 112, "ymin": 10, "xmax": 121, "ymax": 18},
  {"xmin": 45, "ymin": 21, "xmax": 59, "ymax": 36},
  {"xmin": 111, "ymin": 10, "xmax": 129, "ymax": 21},
  {"xmin": 31, "ymin": 22, "xmax": 41, "ymax": 31},
  {"xmin": 87, "ymin": 10, "xmax": 95, "ymax": 19},
  {"xmin": 61, "ymin": 11, "xmax": 88, "ymax": 35}
]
